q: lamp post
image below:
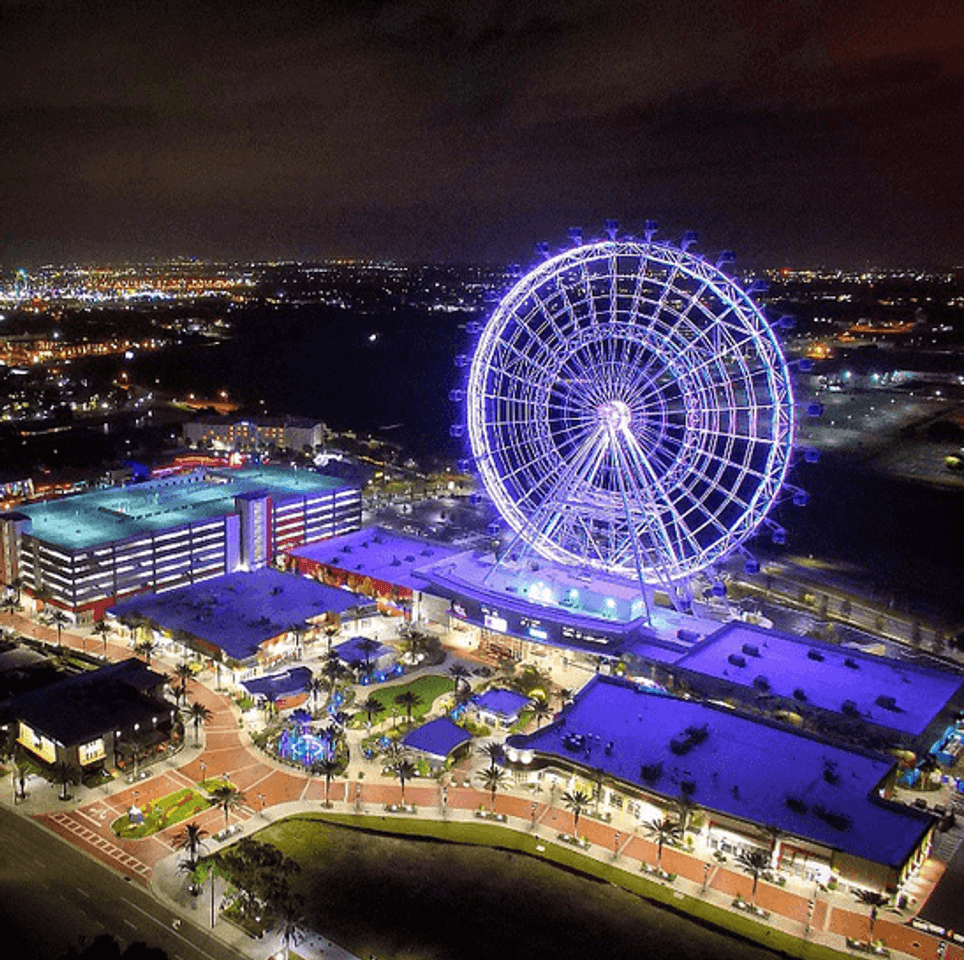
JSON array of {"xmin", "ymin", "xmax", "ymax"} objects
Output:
[
  {"xmin": 614, "ymin": 832, "xmax": 621, "ymax": 860},
  {"xmin": 258, "ymin": 792, "xmax": 266, "ymax": 817},
  {"xmin": 702, "ymin": 861, "xmax": 710, "ymax": 894}
]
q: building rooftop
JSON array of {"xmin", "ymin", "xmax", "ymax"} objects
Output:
[
  {"xmin": 12, "ymin": 658, "xmax": 173, "ymax": 747},
  {"xmin": 241, "ymin": 666, "xmax": 313, "ymax": 701},
  {"xmin": 13, "ymin": 466, "xmax": 349, "ymax": 550},
  {"xmin": 674, "ymin": 623, "xmax": 964, "ymax": 737},
  {"xmin": 333, "ymin": 636, "xmax": 392, "ymax": 666},
  {"xmin": 109, "ymin": 568, "xmax": 368, "ymax": 663},
  {"xmin": 289, "ymin": 527, "xmax": 460, "ymax": 592},
  {"xmin": 510, "ymin": 675, "xmax": 933, "ymax": 868},
  {"xmin": 402, "ymin": 716, "xmax": 472, "ymax": 760},
  {"xmin": 475, "ymin": 688, "xmax": 530, "ymax": 718}
]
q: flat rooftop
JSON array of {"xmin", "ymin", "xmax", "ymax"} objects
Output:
[
  {"xmin": 289, "ymin": 527, "xmax": 460, "ymax": 591},
  {"xmin": 13, "ymin": 466, "xmax": 350, "ymax": 550},
  {"xmin": 510, "ymin": 676, "xmax": 932, "ymax": 868},
  {"xmin": 403, "ymin": 716, "xmax": 472, "ymax": 759},
  {"xmin": 675, "ymin": 623, "xmax": 964, "ymax": 737},
  {"xmin": 12, "ymin": 658, "xmax": 172, "ymax": 747},
  {"xmin": 109, "ymin": 568, "xmax": 367, "ymax": 663}
]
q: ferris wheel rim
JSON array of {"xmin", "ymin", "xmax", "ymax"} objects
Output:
[{"xmin": 466, "ymin": 236, "xmax": 796, "ymax": 586}]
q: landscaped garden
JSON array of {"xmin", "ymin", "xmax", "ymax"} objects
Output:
[
  {"xmin": 348, "ymin": 675, "xmax": 452, "ymax": 727},
  {"xmin": 112, "ymin": 787, "xmax": 211, "ymax": 839}
]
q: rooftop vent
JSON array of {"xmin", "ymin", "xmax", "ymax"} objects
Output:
[
  {"xmin": 786, "ymin": 797, "xmax": 808, "ymax": 815},
  {"xmin": 844, "ymin": 657, "xmax": 859, "ymax": 669},
  {"xmin": 741, "ymin": 643, "xmax": 761, "ymax": 657},
  {"xmin": 753, "ymin": 675, "xmax": 770, "ymax": 692},
  {"xmin": 807, "ymin": 649, "xmax": 824, "ymax": 662},
  {"xmin": 842, "ymin": 699, "xmax": 860, "ymax": 717},
  {"xmin": 875, "ymin": 694, "xmax": 898, "ymax": 711},
  {"xmin": 793, "ymin": 688, "xmax": 807, "ymax": 701},
  {"xmin": 680, "ymin": 779, "xmax": 696, "ymax": 796},
  {"xmin": 727, "ymin": 654, "xmax": 747, "ymax": 668}
]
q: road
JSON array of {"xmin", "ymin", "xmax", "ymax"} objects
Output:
[{"xmin": 0, "ymin": 807, "xmax": 237, "ymax": 960}]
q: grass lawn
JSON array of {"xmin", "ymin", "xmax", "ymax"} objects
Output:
[
  {"xmin": 351, "ymin": 675, "xmax": 453, "ymax": 726},
  {"xmin": 234, "ymin": 812, "xmax": 841, "ymax": 960},
  {"xmin": 112, "ymin": 787, "xmax": 211, "ymax": 839}
]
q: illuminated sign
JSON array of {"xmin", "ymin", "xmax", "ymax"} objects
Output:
[{"xmin": 484, "ymin": 613, "xmax": 508, "ymax": 633}]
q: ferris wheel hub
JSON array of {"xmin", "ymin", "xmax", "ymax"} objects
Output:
[{"xmin": 597, "ymin": 399, "xmax": 632, "ymax": 431}]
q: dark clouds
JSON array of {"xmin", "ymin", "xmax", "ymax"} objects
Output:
[{"xmin": 0, "ymin": 0, "xmax": 961, "ymax": 266}]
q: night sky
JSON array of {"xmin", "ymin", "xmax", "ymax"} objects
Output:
[{"xmin": 1, "ymin": 0, "xmax": 961, "ymax": 268}]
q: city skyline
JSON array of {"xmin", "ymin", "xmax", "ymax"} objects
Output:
[{"xmin": 1, "ymin": 0, "xmax": 962, "ymax": 269}]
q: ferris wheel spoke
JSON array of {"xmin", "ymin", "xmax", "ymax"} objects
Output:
[{"xmin": 617, "ymin": 428, "xmax": 705, "ymax": 565}]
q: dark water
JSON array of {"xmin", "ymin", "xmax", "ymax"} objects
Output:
[{"xmin": 129, "ymin": 303, "xmax": 469, "ymax": 460}]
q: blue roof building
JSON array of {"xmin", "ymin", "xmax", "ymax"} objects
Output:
[
  {"xmin": 402, "ymin": 717, "xmax": 472, "ymax": 765},
  {"xmin": 475, "ymin": 688, "xmax": 530, "ymax": 727},
  {"xmin": 109, "ymin": 568, "xmax": 370, "ymax": 666},
  {"xmin": 670, "ymin": 622, "xmax": 964, "ymax": 749},
  {"xmin": 508, "ymin": 675, "xmax": 934, "ymax": 889},
  {"xmin": 334, "ymin": 636, "xmax": 394, "ymax": 670}
]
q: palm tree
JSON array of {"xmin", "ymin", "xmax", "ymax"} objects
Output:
[
  {"xmin": 322, "ymin": 652, "xmax": 346, "ymax": 699},
  {"xmin": 92, "ymin": 618, "xmax": 112, "ymax": 656},
  {"xmin": 50, "ymin": 608, "xmax": 70, "ymax": 650},
  {"xmin": 761, "ymin": 823, "xmax": 785, "ymax": 870},
  {"xmin": 736, "ymin": 847, "xmax": 771, "ymax": 901},
  {"xmin": 477, "ymin": 765, "xmax": 507, "ymax": 807},
  {"xmin": 644, "ymin": 816, "xmax": 682, "ymax": 866},
  {"xmin": 323, "ymin": 621, "xmax": 339, "ymax": 655},
  {"xmin": 360, "ymin": 694, "xmax": 384, "ymax": 727},
  {"xmin": 2, "ymin": 594, "xmax": 20, "ymax": 622},
  {"xmin": 135, "ymin": 636, "xmax": 157, "ymax": 665},
  {"xmin": 311, "ymin": 756, "xmax": 340, "ymax": 807},
  {"xmin": 394, "ymin": 690, "xmax": 423, "ymax": 723},
  {"xmin": 562, "ymin": 789, "xmax": 590, "ymax": 836},
  {"xmin": 855, "ymin": 889, "xmax": 889, "ymax": 941},
  {"xmin": 529, "ymin": 696, "xmax": 552, "ymax": 728},
  {"xmin": 188, "ymin": 700, "xmax": 213, "ymax": 747},
  {"xmin": 358, "ymin": 636, "xmax": 381, "ymax": 675},
  {"xmin": 172, "ymin": 662, "xmax": 194, "ymax": 705},
  {"xmin": 392, "ymin": 757, "xmax": 416, "ymax": 805},
  {"xmin": 275, "ymin": 894, "xmax": 306, "ymax": 960},
  {"xmin": 479, "ymin": 741, "xmax": 504, "ymax": 768},
  {"xmin": 304, "ymin": 672, "xmax": 325, "ymax": 714},
  {"xmin": 8, "ymin": 576, "xmax": 23, "ymax": 605},
  {"xmin": 674, "ymin": 794, "xmax": 698, "ymax": 836},
  {"xmin": 208, "ymin": 782, "xmax": 245, "ymax": 827},
  {"xmin": 173, "ymin": 820, "xmax": 208, "ymax": 869},
  {"xmin": 449, "ymin": 663, "xmax": 471, "ymax": 695}
]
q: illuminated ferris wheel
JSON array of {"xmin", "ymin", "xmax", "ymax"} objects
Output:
[{"xmin": 465, "ymin": 226, "xmax": 796, "ymax": 603}]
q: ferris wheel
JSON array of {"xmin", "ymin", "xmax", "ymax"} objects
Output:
[{"xmin": 464, "ymin": 227, "xmax": 796, "ymax": 604}]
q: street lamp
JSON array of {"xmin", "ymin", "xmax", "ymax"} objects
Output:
[
  {"xmin": 702, "ymin": 861, "xmax": 710, "ymax": 894},
  {"xmin": 258, "ymin": 792, "xmax": 266, "ymax": 817},
  {"xmin": 614, "ymin": 831, "xmax": 621, "ymax": 859}
]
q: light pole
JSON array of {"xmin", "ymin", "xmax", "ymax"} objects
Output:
[
  {"xmin": 199, "ymin": 760, "xmax": 206, "ymax": 783},
  {"xmin": 613, "ymin": 832, "xmax": 621, "ymax": 860},
  {"xmin": 258, "ymin": 792, "xmax": 266, "ymax": 817},
  {"xmin": 702, "ymin": 861, "xmax": 710, "ymax": 894},
  {"xmin": 531, "ymin": 801, "xmax": 537, "ymax": 830}
]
